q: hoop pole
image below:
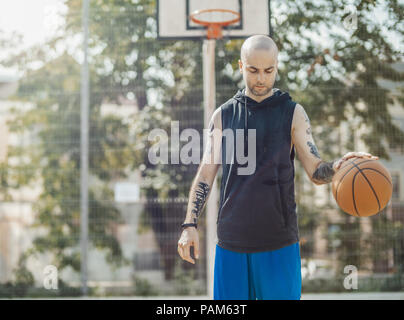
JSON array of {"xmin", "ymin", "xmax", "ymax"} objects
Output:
[
  {"xmin": 80, "ymin": 0, "xmax": 89, "ymax": 297},
  {"xmin": 203, "ymin": 39, "xmax": 218, "ymax": 300},
  {"xmin": 268, "ymin": 0, "xmax": 273, "ymax": 37}
]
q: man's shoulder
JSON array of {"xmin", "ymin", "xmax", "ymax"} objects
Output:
[
  {"xmin": 292, "ymin": 103, "xmax": 306, "ymax": 118},
  {"xmin": 219, "ymin": 97, "xmax": 238, "ymax": 114},
  {"xmin": 210, "ymin": 97, "xmax": 237, "ymax": 130},
  {"xmin": 211, "ymin": 106, "xmax": 222, "ymax": 122},
  {"xmin": 294, "ymin": 103, "xmax": 303, "ymax": 112},
  {"xmin": 291, "ymin": 103, "xmax": 310, "ymax": 132}
]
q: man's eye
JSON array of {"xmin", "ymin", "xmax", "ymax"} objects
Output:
[{"xmin": 249, "ymin": 70, "xmax": 273, "ymax": 73}]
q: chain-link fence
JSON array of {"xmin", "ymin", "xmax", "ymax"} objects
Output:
[{"xmin": 0, "ymin": 0, "xmax": 403, "ymax": 298}]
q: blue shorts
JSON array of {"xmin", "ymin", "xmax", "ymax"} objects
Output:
[{"xmin": 213, "ymin": 242, "xmax": 302, "ymax": 300}]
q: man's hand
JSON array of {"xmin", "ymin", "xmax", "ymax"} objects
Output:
[
  {"xmin": 333, "ymin": 152, "xmax": 379, "ymax": 172},
  {"xmin": 177, "ymin": 227, "xmax": 199, "ymax": 264}
]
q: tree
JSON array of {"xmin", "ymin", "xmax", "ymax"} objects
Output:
[{"xmin": 3, "ymin": 46, "xmax": 132, "ymax": 281}]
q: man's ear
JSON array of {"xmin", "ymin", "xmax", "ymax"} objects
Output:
[{"xmin": 238, "ymin": 59, "xmax": 243, "ymax": 73}]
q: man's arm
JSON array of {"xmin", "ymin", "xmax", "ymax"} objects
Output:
[
  {"xmin": 291, "ymin": 104, "xmax": 378, "ymax": 185},
  {"xmin": 291, "ymin": 104, "xmax": 334, "ymax": 185},
  {"xmin": 178, "ymin": 107, "xmax": 222, "ymax": 264},
  {"xmin": 182, "ymin": 107, "xmax": 222, "ymax": 224}
]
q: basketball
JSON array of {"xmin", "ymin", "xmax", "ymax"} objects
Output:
[{"xmin": 331, "ymin": 158, "xmax": 393, "ymax": 217}]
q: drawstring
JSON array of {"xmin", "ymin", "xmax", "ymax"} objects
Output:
[{"xmin": 244, "ymin": 95, "xmax": 248, "ymax": 156}]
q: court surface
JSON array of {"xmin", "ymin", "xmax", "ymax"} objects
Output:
[
  {"xmin": 116, "ymin": 292, "xmax": 404, "ymax": 300},
  {"xmin": 5, "ymin": 292, "xmax": 403, "ymax": 300}
]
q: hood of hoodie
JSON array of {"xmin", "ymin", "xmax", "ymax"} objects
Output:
[
  {"xmin": 232, "ymin": 87, "xmax": 291, "ymax": 108},
  {"xmin": 232, "ymin": 88, "xmax": 292, "ymax": 145}
]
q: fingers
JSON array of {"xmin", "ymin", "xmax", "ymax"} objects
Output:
[
  {"xmin": 177, "ymin": 240, "xmax": 195, "ymax": 264},
  {"xmin": 184, "ymin": 244, "xmax": 195, "ymax": 264},
  {"xmin": 177, "ymin": 242, "xmax": 184, "ymax": 261},
  {"xmin": 194, "ymin": 238, "xmax": 200, "ymax": 260},
  {"xmin": 336, "ymin": 152, "xmax": 379, "ymax": 170},
  {"xmin": 341, "ymin": 152, "xmax": 378, "ymax": 161},
  {"xmin": 334, "ymin": 159, "xmax": 344, "ymax": 170}
]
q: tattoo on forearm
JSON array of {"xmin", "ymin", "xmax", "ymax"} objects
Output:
[
  {"xmin": 307, "ymin": 141, "xmax": 321, "ymax": 159},
  {"xmin": 312, "ymin": 161, "xmax": 335, "ymax": 183},
  {"xmin": 306, "ymin": 127, "xmax": 312, "ymax": 135},
  {"xmin": 191, "ymin": 182, "xmax": 210, "ymax": 222}
]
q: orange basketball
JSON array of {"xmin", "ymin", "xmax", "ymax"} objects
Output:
[{"xmin": 331, "ymin": 158, "xmax": 392, "ymax": 217}]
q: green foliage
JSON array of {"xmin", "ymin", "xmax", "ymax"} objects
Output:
[
  {"xmin": 172, "ymin": 265, "xmax": 203, "ymax": 296},
  {"xmin": 0, "ymin": 253, "xmax": 36, "ymax": 298},
  {"xmin": 132, "ymin": 274, "xmax": 158, "ymax": 296},
  {"xmin": 0, "ymin": 252, "xmax": 84, "ymax": 298}
]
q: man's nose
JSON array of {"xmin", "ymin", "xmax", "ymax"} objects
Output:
[{"xmin": 257, "ymin": 72, "xmax": 264, "ymax": 81}]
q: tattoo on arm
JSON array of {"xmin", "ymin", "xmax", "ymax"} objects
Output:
[
  {"xmin": 301, "ymin": 107, "xmax": 312, "ymax": 136},
  {"xmin": 307, "ymin": 141, "xmax": 321, "ymax": 159},
  {"xmin": 191, "ymin": 182, "xmax": 210, "ymax": 223},
  {"xmin": 312, "ymin": 161, "xmax": 335, "ymax": 183}
]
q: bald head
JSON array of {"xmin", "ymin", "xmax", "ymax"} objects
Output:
[
  {"xmin": 238, "ymin": 35, "xmax": 279, "ymax": 102},
  {"xmin": 240, "ymin": 35, "xmax": 278, "ymax": 63}
]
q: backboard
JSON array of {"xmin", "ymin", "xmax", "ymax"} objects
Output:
[{"xmin": 157, "ymin": 0, "xmax": 270, "ymax": 40}]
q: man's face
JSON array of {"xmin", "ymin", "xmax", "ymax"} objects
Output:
[{"xmin": 238, "ymin": 49, "xmax": 278, "ymax": 100}]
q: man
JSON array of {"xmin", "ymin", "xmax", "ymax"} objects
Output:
[{"xmin": 177, "ymin": 35, "xmax": 378, "ymax": 300}]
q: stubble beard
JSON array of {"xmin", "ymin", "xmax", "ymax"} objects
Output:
[{"xmin": 248, "ymin": 83, "xmax": 273, "ymax": 97}]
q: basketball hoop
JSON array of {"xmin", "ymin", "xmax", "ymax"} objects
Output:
[{"xmin": 189, "ymin": 9, "xmax": 241, "ymax": 39}]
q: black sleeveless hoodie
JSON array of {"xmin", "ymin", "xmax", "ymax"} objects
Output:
[{"xmin": 217, "ymin": 88, "xmax": 299, "ymax": 253}]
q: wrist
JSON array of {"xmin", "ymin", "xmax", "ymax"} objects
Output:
[{"xmin": 181, "ymin": 223, "xmax": 197, "ymax": 230}]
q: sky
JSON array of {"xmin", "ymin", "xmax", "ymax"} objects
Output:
[
  {"xmin": 0, "ymin": 0, "xmax": 66, "ymax": 48},
  {"xmin": 0, "ymin": 0, "xmax": 67, "ymax": 76}
]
